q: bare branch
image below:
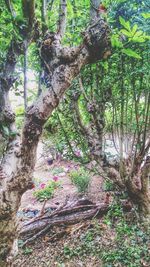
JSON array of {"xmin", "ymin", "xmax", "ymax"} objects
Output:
[
  {"xmin": 41, "ymin": 0, "xmax": 47, "ymax": 24},
  {"xmin": 78, "ymin": 77, "xmax": 89, "ymax": 102},
  {"xmin": 23, "ymin": 44, "xmax": 28, "ymax": 110},
  {"xmin": 41, "ymin": 0, "xmax": 54, "ymax": 33},
  {"xmin": 5, "ymin": 0, "xmax": 16, "ymax": 18},
  {"xmin": 22, "ymin": 0, "xmax": 35, "ymax": 28},
  {"xmin": 90, "ymin": 0, "xmax": 101, "ymax": 22},
  {"xmin": 57, "ymin": 0, "xmax": 67, "ymax": 38}
]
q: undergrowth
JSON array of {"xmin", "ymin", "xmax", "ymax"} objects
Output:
[
  {"xmin": 61, "ymin": 202, "xmax": 150, "ymax": 267},
  {"xmin": 33, "ymin": 181, "xmax": 60, "ymax": 201},
  {"xmin": 69, "ymin": 167, "xmax": 91, "ymax": 193}
]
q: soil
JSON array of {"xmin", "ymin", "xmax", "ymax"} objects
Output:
[
  {"xmin": 13, "ymin": 220, "xmax": 110, "ymax": 267},
  {"xmin": 19, "ymin": 159, "xmax": 105, "ymax": 217}
]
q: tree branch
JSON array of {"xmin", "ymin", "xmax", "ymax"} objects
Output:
[
  {"xmin": 5, "ymin": 0, "xmax": 16, "ymax": 19},
  {"xmin": 22, "ymin": 0, "xmax": 35, "ymax": 28},
  {"xmin": 2, "ymin": 18, "xmax": 111, "ymax": 193},
  {"xmin": 57, "ymin": 0, "xmax": 67, "ymax": 38},
  {"xmin": 90, "ymin": 0, "xmax": 101, "ymax": 22}
]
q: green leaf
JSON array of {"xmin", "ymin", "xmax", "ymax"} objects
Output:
[
  {"xmin": 119, "ymin": 16, "xmax": 131, "ymax": 31},
  {"xmin": 145, "ymin": 35, "xmax": 150, "ymax": 40},
  {"xmin": 142, "ymin": 13, "xmax": 150, "ymax": 19},
  {"xmin": 120, "ymin": 29, "xmax": 132, "ymax": 37},
  {"xmin": 122, "ymin": 48, "xmax": 142, "ymax": 59},
  {"xmin": 134, "ymin": 30, "xmax": 143, "ymax": 37},
  {"xmin": 10, "ymin": 131, "xmax": 17, "ymax": 137},
  {"xmin": 132, "ymin": 24, "xmax": 138, "ymax": 35},
  {"xmin": 103, "ymin": 61, "xmax": 109, "ymax": 72},
  {"xmin": 132, "ymin": 37, "xmax": 145, "ymax": 43},
  {"xmin": 111, "ymin": 35, "xmax": 123, "ymax": 48}
]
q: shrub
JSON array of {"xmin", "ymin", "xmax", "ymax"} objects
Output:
[
  {"xmin": 33, "ymin": 181, "xmax": 60, "ymax": 201},
  {"xmin": 69, "ymin": 167, "xmax": 91, "ymax": 193}
]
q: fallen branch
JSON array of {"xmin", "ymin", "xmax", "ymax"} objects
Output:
[
  {"xmin": 20, "ymin": 202, "xmax": 109, "ymax": 237},
  {"xmin": 19, "ymin": 198, "xmax": 132, "ymax": 245},
  {"xmin": 22, "ymin": 224, "xmax": 52, "ymax": 247}
]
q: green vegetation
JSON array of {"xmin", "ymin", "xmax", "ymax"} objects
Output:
[
  {"xmin": 62, "ymin": 203, "xmax": 150, "ymax": 267},
  {"xmin": 33, "ymin": 181, "xmax": 60, "ymax": 202},
  {"xmin": 69, "ymin": 167, "xmax": 91, "ymax": 193}
]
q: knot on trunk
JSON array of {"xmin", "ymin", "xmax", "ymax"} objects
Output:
[
  {"xmin": 3, "ymin": 107, "xmax": 15, "ymax": 123},
  {"xmin": 83, "ymin": 18, "xmax": 111, "ymax": 62},
  {"xmin": 41, "ymin": 32, "xmax": 61, "ymax": 61}
]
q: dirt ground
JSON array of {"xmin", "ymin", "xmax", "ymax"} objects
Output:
[
  {"xmin": 14, "ymin": 220, "xmax": 107, "ymax": 267},
  {"xmin": 14, "ymin": 156, "xmax": 108, "ymax": 267},
  {"xmin": 20, "ymin": 158, "xmax": 105, "ymax": 215}
]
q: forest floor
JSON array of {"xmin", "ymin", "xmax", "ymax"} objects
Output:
[
  {"xmin": 14, "ymin": 156, "xmax": 106, "ymax": 267},
  {"xmin": 13, "ymin": 149, "xmax": 150, "ymax": 267}
]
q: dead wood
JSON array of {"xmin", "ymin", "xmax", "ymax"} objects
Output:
[
  {"xmin": 20, "ymin": 200, "xmax": 109, "ymax": 239},
  {"xmin": 19, "ymin": 196, "xmax": 133, "ymax": 247}
]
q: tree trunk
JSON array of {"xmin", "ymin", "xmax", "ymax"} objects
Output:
[
  {"xmin": 0, "ymin": 216, "xmax": 18, "ymax": 267},
  {"xmin": 104, "ymin": 155, "xmax": 150, "ymax": 223},
  {"xmin": 138, "ymin": 194, "xmax": 150, "ymax": 220},
  {"xmin": 0, "ymin": 2, "xmax": 36, "ymax": 264},
  {"xmin": 127, "ymin": 185, "xmax": 150, "ymax": 221}
]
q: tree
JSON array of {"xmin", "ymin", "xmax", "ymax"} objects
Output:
[
  {"xmin": 45, "ymin": 0, "xmax": 150, "ymax": 221},
  {"xmin": 0, "ymin": 0, "xmax": 111, "ymax": 265}
]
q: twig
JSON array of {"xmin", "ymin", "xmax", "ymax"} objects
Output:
[
  {"xmin": 39, "ymin": 199, "xmax": 47, "ymax": 216},
  {"xmin": 22, "ymin": 224, "xmax": 51, "ymax": 247}
]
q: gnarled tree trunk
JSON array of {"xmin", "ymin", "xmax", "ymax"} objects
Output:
[{"xmin": 105, "ymin": 153, "xmax": 150, "ymax": 222}]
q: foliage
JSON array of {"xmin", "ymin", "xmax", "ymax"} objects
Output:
[
  {"xmin": 0, "ymin": 0, "xmax": 150, "ymax": 264},
  {"xmin": 102, "ymin": 204, "xmax": 150, "ymax": 267},
  {"xmin": 22, "ymin": 247, "xmax": 33, "ymax": 255},
  {"xmin": 15, "ymin": 105, "xmax": 25, "ymax": 129},
  {"xmin": 69, "ymin": 167, "xmax": 91, "ymax": 193},
  {"xmin": 33, "ymin": 181, "xmax": 60, "ymax": 202},
  {"xmin": 103, "ymin": 179, "xmax": 115, "ymax": 191},
  {"xmin": 62, "ymin": 203, "xmax": 150, "ymax": 267},
  {"xmin": 43, "ymin": 0, "xmax": 150, "ymax": 164}
]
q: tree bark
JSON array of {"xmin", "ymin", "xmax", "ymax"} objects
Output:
[
  {"xmin": 23, "ymin": 43, "xmax": 28, "ymax": 111},
  {"xmin": 0, "ymin": 1, "xmax": 36, "ymax": 264},
  {"xmin": 105, "ymin": 156, "xmax": 150, "ymax": 222}
]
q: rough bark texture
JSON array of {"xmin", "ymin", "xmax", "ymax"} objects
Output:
[
  {"xmin": 0, "ymin": 1, "xmax": 36, "ymax": 265},
  {"xmin": 0, "ymin": 15, "xmax": 111, "ymax": 265},
  {"xmin": 20, "ymin": 201, "xmax": 109, "ymax": 241},
  {"xmin": 90, "ymin": 0, "xmax": 101, "ymax": 22},
  {"xmin": 104, "ymin": 155, "xmax": 150, "ymax": 221}
]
